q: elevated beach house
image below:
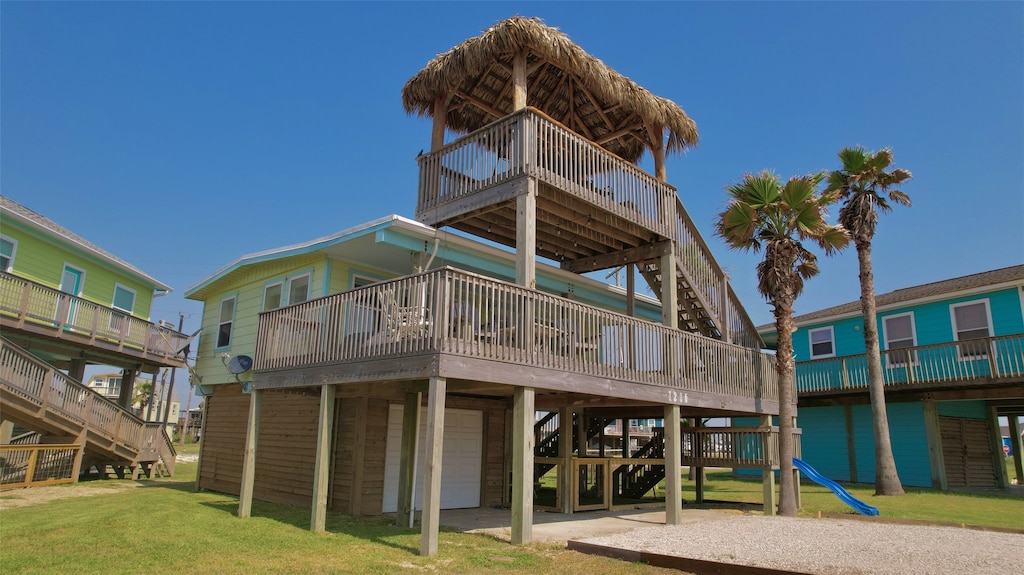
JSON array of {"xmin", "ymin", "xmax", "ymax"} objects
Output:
[
  {"xmin": 756, "ymin": 265, "xmax": 1024, "ymax": 490},
  {"xmin": 184, "ymin": 17, "xmax": 790, "ymax": 556},
  {"xmin": 0, "ymin": 197, "xmax": 189, "ymax": 487}
]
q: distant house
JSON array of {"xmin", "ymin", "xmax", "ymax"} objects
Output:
[
  {"xmin": 756, "ymin": 265, "xmax": 1024, "ymax": 490},
  {"xmin": 0, "ymin": 197, "xmax": 188, "ymax": 485}
]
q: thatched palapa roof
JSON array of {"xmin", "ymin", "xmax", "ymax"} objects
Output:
[{"xmin": 402, "ymin": 16, "xmax": 698, "ymax": 164}]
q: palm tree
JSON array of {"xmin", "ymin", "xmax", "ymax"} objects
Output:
[
  {"xmin": 716, "ymin": 170, "xmax": 849, "ymax": 516},
  {"xmin": 827, "ymin": 146, "xmax": 912, "ymax": 496}
]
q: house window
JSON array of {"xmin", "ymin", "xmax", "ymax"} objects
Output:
[
  {"xmin": 883, "ymin": 313, "xmax": 917, "ymax": 367},
  {"xmin": 951, "ymin": 300, "xmax": 992, "ymax": 359},
  {"xmin": 110, "ymin": 284, "xmax": 137, "ymax": 331},
  {"xmin": 217, "ymin": 296, "xmax": 235, "ymax": 348},
  {"xmin": 287, "ymin": 274, "xmax": 310, "ymax": 306},
  {"xmin": 0, "ymin": 236, "xmax": 16, "ymax": 272},
  {"xmin": 263, "ymin": 282, "xmax": 283, "ymax": 311},
  {"xmin": 808, "ymin": 327, "xmax": 835, "ymax": 359}
]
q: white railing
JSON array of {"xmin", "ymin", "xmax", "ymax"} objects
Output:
[
  {"xmin": 795, "ymin": 334, "xmax": 1024, "ymax": 393},
  {"xmin": 256, "ymin": 267, "xmax": 779, "ymax": 403},
  {"xmin": 0, "ymin": 272, "xmax": 189, "ymax": 365}
]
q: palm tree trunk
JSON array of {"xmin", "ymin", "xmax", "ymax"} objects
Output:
[
  {"xmin": 856, "ymin": 241, "xmax": 905, "ymax": 496},
  {"xmin": 774, "ymin": 296, "xmax": 798, "ymax": 516}
]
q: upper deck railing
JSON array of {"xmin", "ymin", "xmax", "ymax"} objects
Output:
[
  {"xmin": 255, "ymin": 267, "xmax": 778, "ymax": 404},
  {"xmin": 0, "ymin": 272, "xmax": 188, "ymax": 366},
  {"xmin": 795, "ymin": 334, "xmax": 1024, "ymax": 394},
  {"xmin": 0, "ymin": 338, "xmax": 176, "ymax": 468},
  {"xmin": 416, "ymin": 107, "xmax": 676, "ymax": 240}
]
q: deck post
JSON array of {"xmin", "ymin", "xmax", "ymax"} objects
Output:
[
  {"xmin": 117, "ymin": 368, "xmax": 137, "ymax": 409},
  {"xmin": 516, "ymin": 180, "xmax": 537, "ymax": 289},
  {"xmin": 68, "ymin": 359, "xmax": 86, "ymax": 383},
  {"xmin": 987, "ymin": 404, "xmax": 1008, "ymax": 488},
  {"xmin": 238, "ymin": 388, "xmax": 263, "ymax": 518},
  {"xmin": 1010, "ymin": 414, "xmax": 1024, "ymax": 486},
  {"xmin": 511, "ymin": 386, "xmax": 535, "ymax": 544},
  {"xmin": 922, "ymin": 400, "xmax": 947, "ymax": 489},
  {"xmin": 664, "ymin": 404, "xmax": 682, "ymax": 525},
  {"xmin": 761, "ymin": 415, "xmax": 776, "ymax": 516},
  {"xmin": 311, "ymin": 384, "xmax": 336, "ymax": 532},
  {"xmin": 397, "ymin": 391, "xmax": 422, "ymax": 529},
  {"xmin": 419, "ymin": 376, "xmax": 446, "ymax": 556},
  {"xmin": 559, "ymin": 406, "xmax": 573, "ymax": 514}
]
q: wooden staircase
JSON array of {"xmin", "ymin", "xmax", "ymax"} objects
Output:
[
  {"xmin": 0, "ymin": 337, "xmax": 176, "ymax": 489},
  {"xmin": 613, "ymin": 429, "xmax": 666, "ymax": 500},
  {"xmin": 535, "ymin": 413, "xmax": 606, "ymax": 480}
]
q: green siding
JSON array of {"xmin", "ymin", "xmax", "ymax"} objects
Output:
[{"xmin": 0, "ymin": 216, "xmax": 156, "ymax": 319}]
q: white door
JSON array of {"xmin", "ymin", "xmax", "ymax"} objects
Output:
[{"xmin": 382, "ymin": 404, "xmax": 483, "ymax": 513}]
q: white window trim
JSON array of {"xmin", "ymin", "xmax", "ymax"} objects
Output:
[
  {"xmin": 262, "ymin": 280, "xmax": 284, "ymax": 312},
  {"xmin": 882, "ymin": 311, "xmax": 918, "ymax": 368},
  {"xmin": 112, "ymin": 283, "xmax": 137, "ymax": 314},
  {"xmin": 949, "ymin": 299, "xmax": 994, "ymax": 361},
  {"xmin": 60, "ymin": 263, "xmax": 87, "ymax": 296},
  {"xmin": 808, "ymin": 326, "xmax": 836, "ymax": 359},
  {"xmin": 286, "ymin": 273, "xmax": 312, "ymax": 306},
  {"xmin": 216, "ymin": 295, "xmax": 236, "ymax": 350},
  {"xmin": 0, "ymin": 234, "xmax": 17, "ymax": 273}
]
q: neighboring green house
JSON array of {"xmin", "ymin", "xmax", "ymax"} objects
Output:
[
  {"xmin": 1, "ymin": 196, "xmax": 188, "ymax": 485},
  {"xmin": 755, "ymin": 265, "xmax": 1024, "ymax": 490}
]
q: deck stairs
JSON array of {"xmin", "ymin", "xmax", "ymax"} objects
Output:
[
  {"xmin": 613, "ymin": 429, "xmax": 667, "ymax": 499},
  {"xmin": 0, "ymin": 337, "xmax": 175, "ymax": 488},
  {"xmin": 534, "ymin": 412, "xmax": 606, "ymax": 480}
]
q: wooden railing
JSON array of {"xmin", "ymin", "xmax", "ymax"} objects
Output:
[
  {"xmin": 0, "ymin": 444, "xmax": 79, "ymax": 490},
  {"xmin": 0, "ymin": 272, "xmax": 188, "ymax": 366},
  {"xmin": 256, "ymin": 267, "xmax": 779, "ymax": 404},
  {"xmin": 416, "ymin": 107, "xmax": 676, "ymax": 240},
  {"xmin": 795, "ymin": 334, "xmax": 1024, "ymax": 394},
  {"xmin": 681, "ymin": 426, "xmax": 800, "ymax": 469},
  {"xmin": 0, "ymin": 338, "xmax": 175, "ymax": 472}
]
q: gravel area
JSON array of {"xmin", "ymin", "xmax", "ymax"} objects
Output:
[{"xmin": 580, "ymin": 515, "xmax": 1024, "ymax": 575}]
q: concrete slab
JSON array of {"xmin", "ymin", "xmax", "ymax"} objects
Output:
[{"xmin": 438, "ymin": 506, "xmax": 739, "ymax": 543}]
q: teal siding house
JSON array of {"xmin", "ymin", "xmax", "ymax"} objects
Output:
[{"xmin": 757, "ymin": 265, "xmax": 1024, "ymax": 490}]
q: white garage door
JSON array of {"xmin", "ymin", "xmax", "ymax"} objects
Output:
[{"xmin": 382, "ymin": 404, "xmax": 483, "ymax": 513}]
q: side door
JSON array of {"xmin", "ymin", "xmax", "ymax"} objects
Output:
[{"xmin": 58, "ymin": 265, "xmax": 84, "ymax": 327}]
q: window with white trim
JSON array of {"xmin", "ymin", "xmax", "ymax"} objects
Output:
[
  {"xmin": 287, "ymin": 274, "xmax": 310, "ymax": 306},
  {"xmin": 951, "ymin": 300, "xmax": 992, "ymax": 359},
  {"xmin": 883, "ymin": 313, "xmax": 917, "ymax": 367},
  {"xmin": 216, "ymin": 296, "xmax": 235, "ymax": 348},
  {"xmin": 0, "ymin": 235, "xmax": 16, "ymax": 272},
  {"xmin": 263, "ymin": 281, "xmax": 283, "ymax": 311},
  {"xmin": 110, "ymin": 284, "xmax": 137, "ymax": 331},
  {"xmin": 808, "ymin": 326, "xmax": 836, "ymax": 359}
]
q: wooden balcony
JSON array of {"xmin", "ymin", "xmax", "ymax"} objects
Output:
[
  {"xmin": 795, "ymin": 334, "xmax": 1024, "ymax": 399},
  {"xmin": 254, "ymin": 267, "xmax": 780, "ymax": 415},
  {"xmin": 414, "ymin": 107, "xmax": 761, "ymax": 348},
  {"xmin": 0, "ymin": 272, "xmax": 188, "ymax": 369},
  {"xmin": 0, "ymin": 338, "xmax": 176, "ymax": 488}
]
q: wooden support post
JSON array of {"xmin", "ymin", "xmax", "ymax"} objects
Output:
[
  {"xmin": 660, "ymin": 252, "xmax": 678, "ymax": 330},
  {"xmin": 512, "ymin": 51, "xmax": 527, "ymax": 111},
  {"xmin": 761, "ymin": 415, "xmax": 776, "ymax": 516},
  {"xmin": 516, "ymin": 180, "xmax": 537, "ymax": 289},
  {"xmin": 922, "ymin": 400, "xmax": 947, "ymax": 490},
  {"xmin": 1011, "ymin": 414, "xmax": 1024, "ymax": 486},
  {"xmin": 311, "ymin": 384, "xmax": 336, "ymax": 532},
  {"xmin": 844, "ymin": 404, "xmax": 859, "ymax": 482},
  {"xmin": 194, "ymin": 399, "xmax": 209, "ymax": 492},
  {"xmin": 419, "ymin": 377, "xmax": 446, "ymax": 557},
  {"xmin": 511, "ymin": 386, "xmax": 535, "ymax": 544},
  {"xmin": 68, "ymin": 359, "xmax": 86, "ymax": 383},
  {"xmin": 397, "ymin": 392, "xmax": 422, "ymax": 529},
  {"xmin": 0, "ymin": 420, "xmax": 13, "ymax": 444},
  {"xmin": 664, "ymin": 404, "xmax": 682, "ymax": 525},
  {"xmin": 987, "ymin": 404, "xmax": 1008, "ymax": 488},
  {"xmin": 559, "ymin": 406, "xmax": 573, "ymax": 514},
  {"xmin": 238, "ymin": 388, "xmax": 262, "ymax": 518},
  {"xmin": 430, "ymin": 96, "xmax": 447, "ymax": 151},
  {"xmin": 350, "ymin": 397, "xmax": 368, "ymax": 515},
  {"xmin": 694, "ymin": 419, "xmax": 704, "ymax": 504},
  {"xmin": 118, "ymin": 369, "xmax": 137, "ymax": 409}
]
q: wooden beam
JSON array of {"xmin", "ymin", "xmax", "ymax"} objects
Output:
[
  {"xmin": 511, "ymin": 386, "xmax": 535, "ymax": 544},
  {"xmin": 559, "ymin": 406, "xmax": 573, "ymax": 514},
  {"xmin": 663, "ymin": 404, "xmax": 682, "ymax": 525},
  {"xmin": 350, "ymin": 397, "xmax": 368, "ymax": 515},
  {"xmin": 921, "ymin": 400, "xmax": 946, "ymax": 489},
  {"xmin": 645, "ymin": 122, "xmax": 666, "ymax": 182},
  {"xmin": 311, "ymin": 384, "xmax": 336, "ymax": 532},
  {"xmin": 1010, "ymin": 414, "xmax": 1024, "ymax": 486},
  {"xmin": 761, "ymin": 414, "xmax": 776, "ymax": 516},
  {"xmin": 512, "ymin": 51, "xmax": 527, "ymax": 110},
  {"xmin": 844, "ymin": 404, "xmax": 859, "ymax": 483},
  {"xmin": 419, "ymin": 376, "xmax": 447, "ymax": 557},
  {"xmin": 987, "ymin": 404, "xmax": 1008, "ymax": 488},
  {"xmin": 397, "ymin": 392, "xmax": 422, "ymax": 529},
  {"xmin": 430, "ymin": 96, "xmax": 447, "ymax": 151},
  {"xmin": 562, "ymin": 241, "xmax": 674, "ymax": 273},
  {"xmin": 454, "ymin": 90, "xmax": 507, "ymax": 123},
  {"xmin": 238, "ymin": 388, "xmax": 263, "ymax": 518},
  {"xmin": 516, "ymin": 180, "xmax": 537, "ymax": 289},
  {"xmin": 595, "ymin": 123, "xmax": 642, "ymax": 146}
]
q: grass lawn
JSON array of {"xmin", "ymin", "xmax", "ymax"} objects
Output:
[
  {"xmin": 683, "ymin": 469, "xmax": 1024, "ymax": 530},
  {"xmin": 0, "ymin": 462, "xmax": 671, "ymax": 575}
]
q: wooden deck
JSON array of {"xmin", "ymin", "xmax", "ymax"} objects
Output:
[
  {"xmin": 414, "ymin": 108, "xmax": 760, "ymax": 347},
  {"xmin": 0, "ymin": 338, "xmax": 176, "ymax": 489},
  {"xmin": 253, "ymin": 267, "xmax": 780, "ymax": 416},
  {"xmin": 796, "ymin": 334, "xmax": 1024, "ymax": 400},
  {"xmin": 0, "ymin": 272, "xmax": 189, "ymax": 369}
]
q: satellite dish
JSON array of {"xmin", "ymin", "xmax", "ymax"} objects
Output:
[{"xmin": 227, "ymin": 355, "xmax": 253, "ymax": 375}]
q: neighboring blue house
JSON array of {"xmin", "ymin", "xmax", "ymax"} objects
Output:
[{"xmin": 757, "ymin": 265, "xmax": 1024, "ymax": 490}]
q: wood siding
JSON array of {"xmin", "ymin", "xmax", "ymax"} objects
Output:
[{"xmin": 940, "ymin": 416, "xmax": 997, "ymax": 489}]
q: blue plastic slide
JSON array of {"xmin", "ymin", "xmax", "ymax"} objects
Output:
[{"xmin": 792, "ymin": 458, "xmax": 879, "ymax": 516}]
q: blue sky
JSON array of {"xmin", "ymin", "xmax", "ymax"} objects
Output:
[{"xmin": 3, "ymin": 2, "xmax": 1022, "ymax": 403}]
